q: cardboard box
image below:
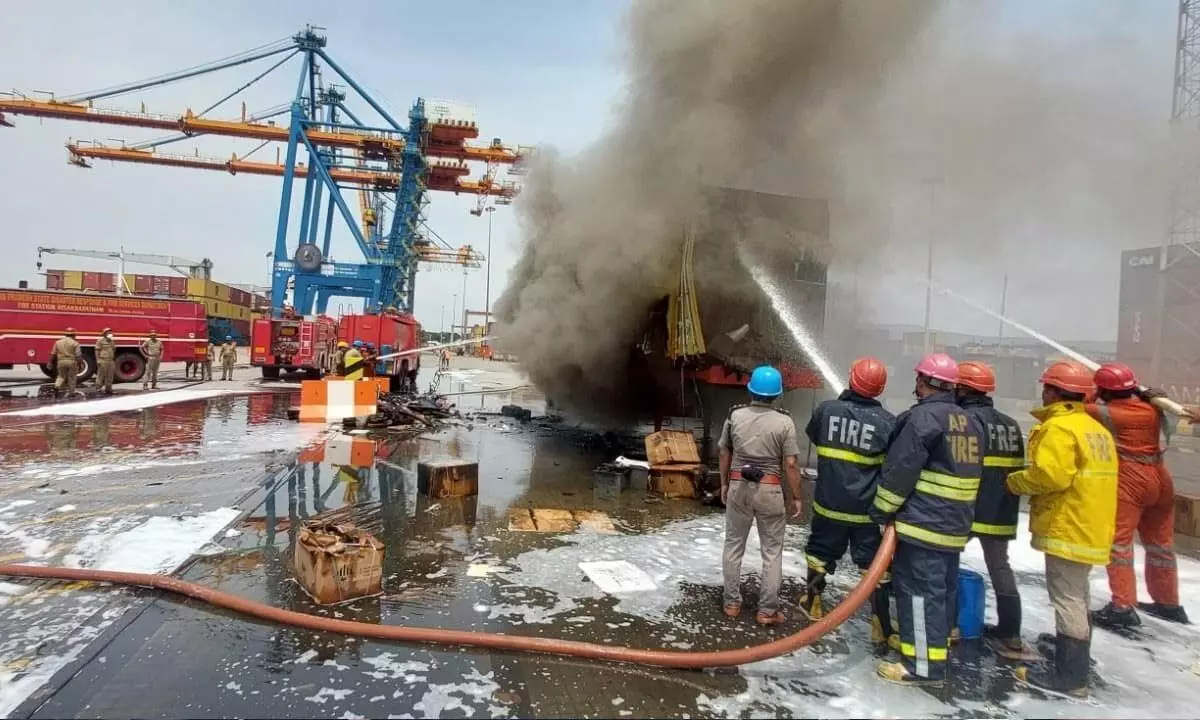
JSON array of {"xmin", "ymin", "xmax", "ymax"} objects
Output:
[
  {"xmin": 1175, "ymin": 492, "xmax": 1200, "ymax": 537},
  {"xmin": 645, "ymin": 430, "xmax": 700, "ymax": 466},
  {"xmin": 293, "ymin": 520, "xmax": 385, "ymax": 605},
  {"xmin": 417, "ymin": 459, "xmax": 479, "ymax": 499},
  {"xmin": 650, "ymin": 464, "xmax": 703, "ymax": 499}
]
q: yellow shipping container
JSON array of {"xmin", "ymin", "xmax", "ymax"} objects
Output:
[
  {"xmin": 214, "ymin": 283, "xmax": 232, "ymax": 301},
  {"xmin": 63, "ymin": 270, "xmax": 83, "ymax": 290},
  {"xmin": 118, "ymin": 274, "xmax": 137, "ymax": 293},
  {"xmin": 187, "ymin": 278, "xmax": 208, "ymax": 298}
]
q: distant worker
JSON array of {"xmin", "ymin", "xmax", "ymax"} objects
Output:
[
  {"xmin": 219, "ymin": 336, "xmax": 237, "ymax": 381},
  {"xmin": 1006, "ymin": 361, "xmax": 1118, "ymax": 698},
  {"xmin": 333, "ymin": 340, "xmax": 349, "ymax": 375},
  {"xmin": 720, "ymin": 365, "xmax": 803, "ymax": 626},
  {"xmin": 871, "ymin": 353, "xmax": 983, "ymax": 687},
  {"xmin": 364, "ymin": 342, "xmax": 378, "ymax": 377},
  {"xmin": 1086, "ymin": 363, "xmax": 1190, "ymax": 630},
  {"xmin": 955, "ymin": 361, "xmax": 1029, "ymax": 659},
  {"xmin": 201, "ymin": 341, "xmax": 215, "ymax": 381},
  {"xmin": 139, "ymin": 330, "xmax": 163, "ymax": 390},
  {"xmin": 95, "ymin": 327, "xmax": 116, "ymax": 395},
  {"xmin": 440, "ymin": 347, "xmax": 451, "ymax": 371},
  {"xmin": 800, "ymin": 357, "xmax": 897, "ymax": 653},
  {"xmin": 343, "ymin": 341, "xmax": 366, "ymax": 381},
  {"xmin": 52, "ymin": 328, "xmax": 83, "ymax": 397}
]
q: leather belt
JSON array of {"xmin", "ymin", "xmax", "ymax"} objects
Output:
[
  {"xmin": 730, "ymin": 470, "xmax": 781, "ymax": 485},
  {"xmin": 1118, "ymin": 450, "xmax": 1164, "ymax": 465}
]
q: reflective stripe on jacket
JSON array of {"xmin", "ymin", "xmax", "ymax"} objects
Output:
[
  {"xmin": 959, "ymin": 394, "xmax": 1026, "ymax": 540},
  {"xmin": 1005, "ymin": 401, "xmax": 1118, "ymax": 566},
  {"xmin": 343, "ymin": 349, "xmax": 365, "ymax": 380},
  {"xmin": 805, "ymin": 390, "xmax": 896, "ymax": 525},
  {"xmin": 869, "ymin": 390, "xmax": 984, "ymax": 551}
]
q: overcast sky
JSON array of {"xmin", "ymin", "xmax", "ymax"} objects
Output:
[{"xmin": 0, "ymin": 0, "xmax": 1182, "ymax": 342}]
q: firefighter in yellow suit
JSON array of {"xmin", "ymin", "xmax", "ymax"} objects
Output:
[{"xmin": 343, "ymin": 341, "xmax": 365, "ymax": 381}]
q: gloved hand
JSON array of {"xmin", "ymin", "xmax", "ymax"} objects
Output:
[{"xmin": 1138, "ymin": 386, "xmax": 1169, "ymax": 401}]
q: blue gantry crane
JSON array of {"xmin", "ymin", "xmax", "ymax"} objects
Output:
[{"xmin": 0, "ymin": 26, "xmax": 525, "ymax": 316}]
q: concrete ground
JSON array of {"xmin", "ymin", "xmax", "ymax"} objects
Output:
[{"xmin": 1, "ymin": 356, "xmax": 1200, "ymax": 717}]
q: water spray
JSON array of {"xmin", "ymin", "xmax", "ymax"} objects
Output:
[
  {"xmin": 737, "ymin": 245, "xmax": 845, "ymax": 394},
  {"xmin": 930, "ymin": 281, "xmax": 1191, "ymax": 418}
]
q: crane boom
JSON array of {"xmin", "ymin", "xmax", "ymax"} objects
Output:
[{"xmin": 36, "ymin": 247, "xmax": 214, "ymax": 288}]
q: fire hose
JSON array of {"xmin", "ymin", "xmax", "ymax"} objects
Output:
[{"xmin": 0, "ymin": 527, "xmax": 895, "ymax": 669}]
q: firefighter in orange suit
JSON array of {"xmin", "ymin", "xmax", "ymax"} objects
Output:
[{"xmin": 1087, "ymin": 362, "xmax": 1190, "ymax": 629}]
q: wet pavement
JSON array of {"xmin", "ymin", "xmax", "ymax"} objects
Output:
[{"xmin": 3, "ymin": 357, "xmax": 1200, "ymax": 717}]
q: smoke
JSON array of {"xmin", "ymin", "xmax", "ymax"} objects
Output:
[{"xmin": 496, "ymin": 0, "xmax": 1172, "ymax": 420}]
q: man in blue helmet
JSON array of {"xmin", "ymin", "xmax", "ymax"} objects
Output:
[
  {"xmin": 343, "ymin": 340, "xmax": 366, "ymax": 381},
  {"xmin": 720, "ymin": 364, "xmax": 803, "ymax": 625}
]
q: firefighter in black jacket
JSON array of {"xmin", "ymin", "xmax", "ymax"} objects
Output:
[
  {"xmin": 956, "ymin": 361, "xmax": 1030, "ymax": 660},
  {"xmin": 871, "ymin": 353, "xmax": 985, "ymax": 687},
  {"xmin": 800, "ymin": 357, "xmax": 897, "ymax": 653}
]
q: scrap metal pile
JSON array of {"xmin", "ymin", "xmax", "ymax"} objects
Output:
[{"xmin": 343, "ymin": 391, "xmax": 456, "ymax": 430}]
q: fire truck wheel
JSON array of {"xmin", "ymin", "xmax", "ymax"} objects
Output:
[
  {"xmin": 261, "ymin": 366, "xmax": 281, "ymax": 380},
  {"xmin": 39, "ymin": 364, "xmax": 55, "ymax": 379},
  {"xmin": 114, "ymin": 352, "xmax": 146, "ymax": 383},
  {"xmin": 75, "ymin": 350, "xmax": 97, "ymax": 383}
]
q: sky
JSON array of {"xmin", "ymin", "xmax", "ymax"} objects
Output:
[{"xmin": 0, "ymin": 0, "xmax": 1185, "ymax": 342}]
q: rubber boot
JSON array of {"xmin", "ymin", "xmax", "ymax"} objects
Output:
[
  {"xmin": 1016, "ymin": 633, "xmax": 1089, "ymax": 699},
  {"xmin": 876, "ymin": 660, "xmax": 944, "ymax": 687},
  {"xmin": 984, "ymin": 593, "xmax": 1028, "ymax": 660},
  {"xmin": 1137, "ymin": 602, "xmax": 1191, "ymax": 624},
  {"xmin": 870, "ymin": 584, "xmax": 895, "ymax": 656},
  {"xmin": 1091, "ymin": 602, "xmax": 1141, "ymax": 631},
  {"xmin": 797, "ymin": 569, "xmax": 827, "ymax": 621}
]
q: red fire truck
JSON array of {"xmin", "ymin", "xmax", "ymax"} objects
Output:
[
  {"xmin": 338, "ymin": 312, "xmax": 422, "ymax": 391},
  {"xmin": 0, "ymin": 289, "xmax": 208, "ymax": 383},
  {"xmin": 250, "ymin": 315, "xmax": 338, "ymax": 380}
]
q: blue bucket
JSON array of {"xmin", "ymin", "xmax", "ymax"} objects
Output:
[{"xmin": 956, "ymin": 568, "xmax": 986, "ymax": 640}]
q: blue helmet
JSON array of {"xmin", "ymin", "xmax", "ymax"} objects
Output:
[
  {"xmin": 225, "ymin": 335, "xmax": 232, "ymax": 341},
  {"xmin": 353, "ymin": 340, "xmax": 364, "ymax": 348},
  {"xmin": 747, "ymin": 365, "xmax": 784, "ymax": 397}
]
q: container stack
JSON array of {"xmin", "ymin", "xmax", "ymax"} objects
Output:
[{"xmin": 46, "ymin": 269, "xmax": 254, "ymax": 341}]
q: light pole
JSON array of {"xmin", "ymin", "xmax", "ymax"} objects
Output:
[
  {"xmin": 461, "ymin": 266, "xmax": 469, "ymax": 347},
  {"xmin": 440, "ymin": 304, "xmax": 446, "ymax": 341},
  {"xmin": 484, "ymin": 205, "xmax": 496, "ymax": 330},
  {"xmin": 451, "ymin": 293, "xmax": 458, "ymax": 341},
  {"xmin": 921, "ymin": 178, "xmax": 940, "ymax": 355}
]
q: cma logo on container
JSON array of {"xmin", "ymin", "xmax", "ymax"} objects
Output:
[{"xmin": 1128, "ymin": 254, "xmax": 1158, "ymax": 268}]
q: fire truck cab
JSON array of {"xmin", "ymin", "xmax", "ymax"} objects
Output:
[{"xmin": 250, "ymin": 315, "xmax": 338, "ymax": 380}]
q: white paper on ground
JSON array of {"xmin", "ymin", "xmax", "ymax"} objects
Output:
[
  {"xmin": 578, "ymin": 560, "xmax": 656, "ymax": 594},
  {"xmin": 2, "ymin": 387, "xmax": 265, "ymax": 417}
]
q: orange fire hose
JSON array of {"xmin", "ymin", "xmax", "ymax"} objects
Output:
[{"xmin": 0, "ymin": 526, "xmax": 895, "ymax": 669}]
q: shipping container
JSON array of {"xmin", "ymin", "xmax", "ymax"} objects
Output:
[
  {"xmin": 45, "ymin": 270, "xmax": 64, "ymax": 291},
  {"xmin": 214, "ymin": 283, "xmax": 231, "ymax": 301},
  {"xmin": 151, "ymin": 275, "xmax": 171, "ymax": 295},
  {"xmin": 1117, "ymin": 243, "xmax": 1200, "ymax": 402},
  {"xmin": 169, "ymin": 277, "xmax": 188, "ymax": 297},
  {"xmin": 133, "ymin": 274, "xmax": 153, "ymax": 294},
  {"xmin": 63, "ymin": 270, "xmax": 83, "ymax": 291},
  {"xmin": 81, "ymin": 272, "xmax": 102, "ymax": 291}
]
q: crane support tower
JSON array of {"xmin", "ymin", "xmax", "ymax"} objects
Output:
[{"xmin": 0, "ymin": 26, "xmax": 529, "ymax": 317}]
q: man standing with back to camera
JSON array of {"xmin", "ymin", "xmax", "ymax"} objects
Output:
[
  {"xmin": 720, "ymin": 365, "xmax": 804, "ymax": 626},
  {"xmin": 800, "ymin": 357, "xmax": 897, "ymax": 653}
]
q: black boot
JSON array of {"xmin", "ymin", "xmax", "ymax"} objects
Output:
[
  {"xmin": 1137, "ymin": 602, "xmax": 1191, "ymax": 624},
  {"xmin": 870, "ymin": 583, "xmax": 894, "ymax": 655},
  {"xmin": 1091, "ymin": 602, "xmax": 1141, "ymax": 631},
  {"xmin": 798, "ymin": 569, "xmax": 827, "ymax": 620},
  {"xmin": 1017, "ymin": 633, "xmax": 1090, "ymax": 698},
  {"xmin": 985, "ymin": 593, "xmax": 1029, "ymax": 659}
]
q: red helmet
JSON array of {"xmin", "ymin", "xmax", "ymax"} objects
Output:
[
  {"xmin": 957, "ymin": 361, "xmax": 996, "ymax": 393},
  {"xmin": 1040, "ymin": 361, "xmax": 1094, "ymax": 395},
  {"xmin": 849, "ymin": 357, "xmax": 887, "ymax": 397},
  {"xmin": 1094, "ymin": 362, "xmax": 1138, "ymax": 392},
  {"xmin": 915, "ymin": 353, "xmax": 958, "ymax": 384}
]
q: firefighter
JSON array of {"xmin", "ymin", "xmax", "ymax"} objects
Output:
[
  {"xmin": 870, "ymin": 353, "xmax": 984, "ymax": 687},
  {"xmin": 219, "ymin": 336, "xmax": 237, "ymax": 380},
  {"xmin": 139, "ymin": 331, "xmax": 163, "ymax": 390},
  {"xmin": 52, "ymin": 328, "xmax": 83, "ymax": 397},
  {"xmin": 800, "ymin": 357, "xmax": 897, "ymax": 652},
  {"xmin": 95, "ymin": 327, "xmax": 116, "ymax": 395},
  {"xmin": 720, "ymin": 365, "xmax": 803, "ymax": 625},
  {"xmin": 201, "ymin": 341, "xmax": 215, "ymax": 381},
  {"xmin": 364, "ymin": 342, "xmax": 378, "ymax": 377},
  {"xmin": 955, "ymin": 360, "xmax": 1030, "ymax": 659},
  {"xmin": 1086, "ymin": 363, "xmax": 1190, "ymax": 629},
  {"xmin": 1006, "ymin": 361, "xmax": 1118, "ymax": 698},
  {"xmin": 343, "ymin": 341, "xmax": 366, "ymax": 381},
  {"xmin": 333, "ymin": 340, "xmax": 349, "ymax": 375}
]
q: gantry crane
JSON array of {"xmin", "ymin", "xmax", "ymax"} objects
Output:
[
  {"xmin": 35, "ymin": 246, "xmax": 214, "ymax": 294},
  {"xmin": 0, "ymin": 26, "xmax": 529, "ymax": 315}
]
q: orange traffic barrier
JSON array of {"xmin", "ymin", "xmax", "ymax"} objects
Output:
[
  {"xmin": 298, "ymin": 379, "xmax": 388, "ymax": 422},
  {"xmin": 298, "ymin": 433, "xmax": 379, "ymax": 468}
]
